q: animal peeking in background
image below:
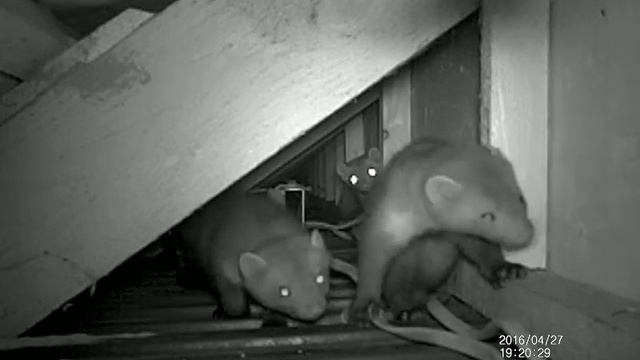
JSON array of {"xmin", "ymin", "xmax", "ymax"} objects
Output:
[{"xmin": 334, "ymin": 147, "xmax": 382, "ymax": 220}]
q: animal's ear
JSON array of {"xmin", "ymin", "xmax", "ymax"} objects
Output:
[
  {"xmin": 425, "ymin": 175, "xmax": 463, "ymax": 205},
  {"xmin": 368, "ymin": 147, "xmax": 382, "ymax": 162},
  {"xmin": 309, "ymin": 229, "xmax": 326, "ymax": 250},
  {"xmin": 336, "ymin": 163, "xmax": 350, "ymax": 179},
  {"xmin": 239, "ymin": 252, "xmax": 268, "ymax": 279}
]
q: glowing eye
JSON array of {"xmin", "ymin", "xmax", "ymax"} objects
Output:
[
  {"xmin": 367, "ymin": 168, "xmax": 377, "ymax": 177},
  {"xmin": 279, "ymin": 286, "xmax": 290, "ymax": 297},
  {"xmin": 315, "ymin": 274, "xmax": 325, "ymax": 284},
  {"xmin": 349, "ymin": 175, "xmax": 359, "ymax": 185},
  {"xmin": 481, "ymin": 212, "xmax": 496, "ymax": 222}
]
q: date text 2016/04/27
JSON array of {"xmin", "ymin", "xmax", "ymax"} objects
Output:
[{"xmin": 498, "ymin": 334, "xmax": 563, "ymax": 347}]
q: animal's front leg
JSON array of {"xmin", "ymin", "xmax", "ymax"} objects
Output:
[
  {"xmin": 456, "ymin": 236, "xmax": 528, "ymax": 288},
  {"xmin": 212, "ymin": 278, "xmax": 250, "ymax": 320}
]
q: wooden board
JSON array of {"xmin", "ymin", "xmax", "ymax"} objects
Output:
[
  {"xmin": 1, "ymin": 8, "xmax": 154, "ymax": 124},
  {"xmin": 449, "ymin": 263, "xmax": 640, "ymax": 360},
  {"xmin": 381, "ymin": 67, "xmax": 412, "ymax": 165},
  {"xmin": 324, "ymin": 139, "xmax": 336, "ymax": 202},
  {"xmin": 316, "ymin": 149, "xmax": 326, "ymax": 198},
  {"xmin": 0, "ymin": 0, "xmax": 76, "ymax": 79},
  {"xmin": 236, "ymin": 86, "xmax": 380, "ymax": 191},
  {"xmin": 0, "ymin": 0, "xmax": 479, "ymax": 336},
  {"xmin": 0, "ymin": 73, "xmax": 20, "ymax": 98},
  {"xmin": 334, "ymin": 132, "xmax": 346, "ymax": 203},
  {"xmin": 362, "ymin": 100, "xmax": 380, "ymax": 152},
  {"xmin": 409, "ymin": 12, "xmax": 480, "ymax": 143},
  {"xmin": 480, "ymin": 0, "xmax": 548, "ymax": 268},
  {"xmin": 344, "ymin": 114, "xmax": 365, "ymax": 162}
]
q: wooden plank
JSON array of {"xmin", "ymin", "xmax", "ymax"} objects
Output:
[
  {"xmin": 344, "ymin": 114, "xmax": 365, "ymax": 162},
  {"xmin": 381, "ymin": 67, "xmax": 412, "ymax": 165},
  {"xmin": 0, "ymin": 0, "xmax": 76, "ymax": 79},
  {"xmin": 317, "ymin": 149, "xmax": 326, "ymax": 198},
  {"xmin": 0, "ymin": 0, "xmax": 479, "ymax": 337},
  {"xmin": 324, "ymin": 139, "xmax": 336, "ymax": 202},
  {"xmin": 547, "ymin": 0, "xmax": 640, "ymax": 302},
  {"xmin": 480, "ymin": 0, "xmax": 548, "ymax": 268},
  {"xmin": 334, "ymin": 132, "xmax": 346, "ymax": 203},
  {"xmin": 449, "ymin": 263, "xmax": 640, "ymax": 360},
  {"xmin": 362, "ymin": 100, "xmax": 380, "ymax": 151},
  {"xmin": 0, "ymin": 73, "xmax": 20, "ymax": 98},
  {"xmin": 410, "ymin": 12, "xmax": 480, "ymax": 143},
  {"xmin": 1, "ymin": 8, "xmax": 154, "ymax": 124}
]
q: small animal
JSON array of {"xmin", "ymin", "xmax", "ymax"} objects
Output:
[
  {"xmin": 381, "ymin": 229, "xmax": 527, "ymax": 319},
  {"xmin": 305, "ymin": 147, "xmax": 382, "ymax": 240},
  {"xmin": 335, "ymin": 147, "xmax": 382, "ymax": 219},
  {"xmin": 174, "ymin": 189, "xmax": 331, "ymax": 322},
  {"xmin": 348, "ymin": 137, "xmax": 534, "ymax": 324}
]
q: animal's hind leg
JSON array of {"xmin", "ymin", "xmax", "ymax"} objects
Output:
[
  {"xmin": 349, "ymin": 233, "xmax": 402, "ymax": 326},
  {"xmin": 456, "ymin": 237, "xmax": 527, "ymax": 288},
  {"xmin": 211, "ymin": 278, "xmax": 250, "ymax": 319}
]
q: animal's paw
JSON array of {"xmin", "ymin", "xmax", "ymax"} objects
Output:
[
  {"xmin": 489, "ymin": 262, "xmax": 528, "ymax": 289},
  {"xmin": 211, "ymin": 307, "xmax": 229, "ymax": 321},
  {"xmin": 345, "ymin": 306, "xmax": 373, "ymax": 328}
]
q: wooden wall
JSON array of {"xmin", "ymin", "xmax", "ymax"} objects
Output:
[
  {"xmin": 272, "ymin": 13, "xmax": 482, "ymax": 207},
  {"xmin": 0, "ymin": 0, "xmax": 479, "ymax": 337},
  {"xmin": 410, "ymin": 12, "xmax": 480, "ymax": 142}
]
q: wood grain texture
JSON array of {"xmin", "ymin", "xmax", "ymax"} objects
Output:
[
  {"xmin": 481, "ymin": 0, "xmax": 549, "ymax": 268},
  {"xmin": 0, "ymin": 0, "xmax": 479, "ymax": 336},
  {"xmin": 334, "ymin": 132, "xmax": 346, "ymax": 203},
  {"xmin": 324, "ymin": 139, "xmax": 336, "ymax": 202},
  {"xmin": 450, "ymin": 262, "xmax": 640, "ymax": 360},
  {"xmin": 382, "ymin": 67, "xmax": 412, "ymax": 165},
  {"xmin": 410, "ymin": 13, "xmax": 480, "ymax": 143},
  {"xmin": 1, "ymin": 8, "xmax": 154, "ymax": 124},
  {"xmin": 344, "ymin": 113, "xmax": 365, "ymax": 162},
  {"xmin": 0, "ymin": 0, "xmax": 76, "ymax": 79}
]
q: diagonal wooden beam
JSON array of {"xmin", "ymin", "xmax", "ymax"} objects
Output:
[{"xmin": 0, "ymin": 0, "xmax": 479, "ymax": 337}]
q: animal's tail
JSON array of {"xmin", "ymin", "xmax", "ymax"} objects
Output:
[{"xmin": 329, "ymin": 257, "xmax": 538, "ymax": 360}]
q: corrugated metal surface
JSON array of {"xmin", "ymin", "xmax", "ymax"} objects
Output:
[{"xmin": 2, "ymin": 232, "xmax": 495, "ymax": 359}]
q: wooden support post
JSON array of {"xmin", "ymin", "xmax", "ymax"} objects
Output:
[
  {"xmin": 334, "ymin": 132, "xmax": 346, "ymax": 204},
  {"xmin": 0, "ymin": 0, "xmax": 480, "ymax": 336},
  {"xmin": 324, "ymin": 140, "xmax": 336, "ymax": 202},
  {"xmin": 480, "ymin": 0, "xmax": 548, "ymax": 268},
  {"xmin": 381, "ymin": 68, "xmax": 412, "ymax": 165},
  {"xmin": 344, "ymin": 114, "xmax": 365, "ymax": 162},
  {"xmin": 449, "ymin": 263, "xmax": 640, "ymax": 359}
]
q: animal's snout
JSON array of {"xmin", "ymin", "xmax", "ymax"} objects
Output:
[
  {"xmin": 298, "ymin": 299, "xmax": 326, "ymax": 321},
  {"xmin": 503, "ymin": 219, "xmax": 535, "ymax": 250}
]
